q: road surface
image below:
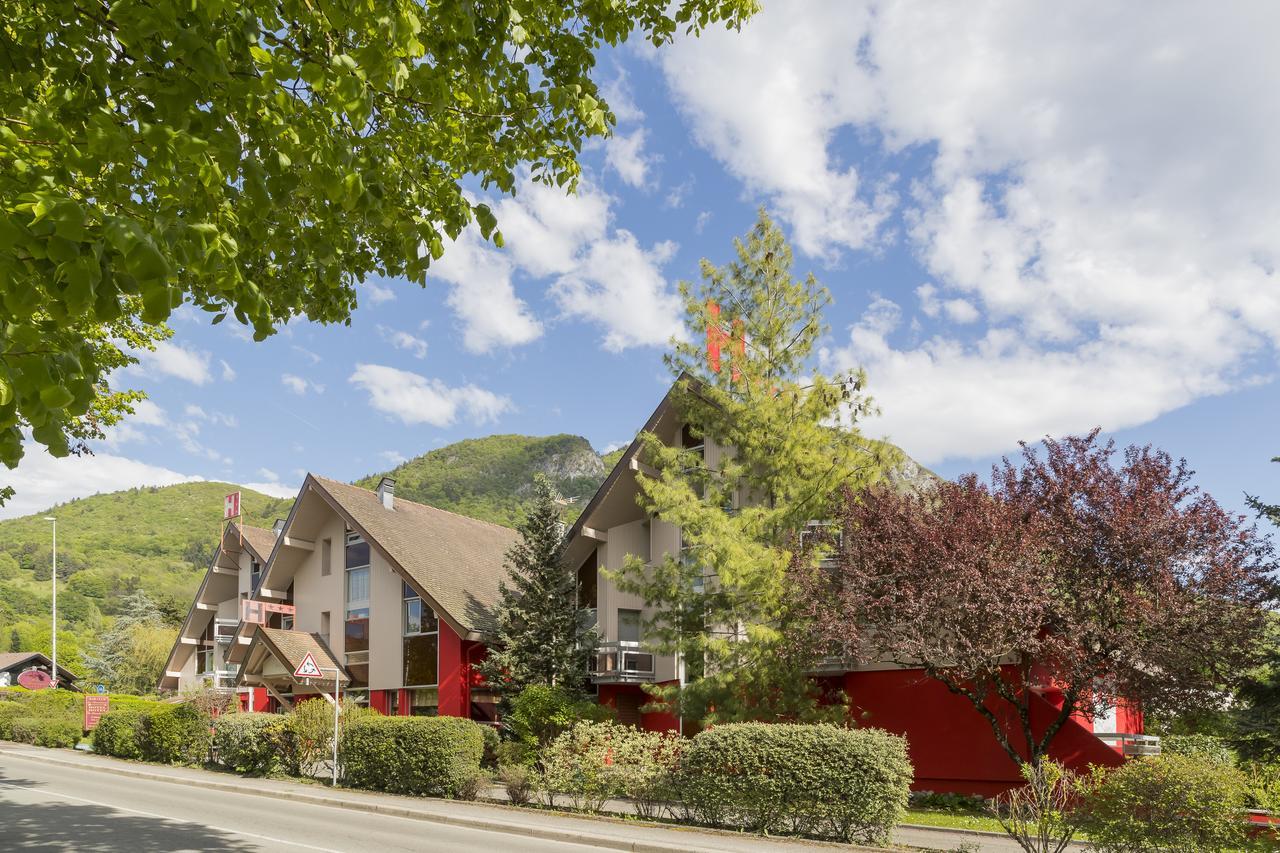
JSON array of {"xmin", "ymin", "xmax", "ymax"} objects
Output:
[{"xmin": 0, "ymin": 751, "xmax": 608, "ymax": 852}]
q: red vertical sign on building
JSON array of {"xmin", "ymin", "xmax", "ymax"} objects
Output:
[
  {"xmin": 84, "ymin": 695, "xmax": 109, "ymax": 730},
  {"xmin": 224, "ymin": 491, "xmax": 241, "ymax": 520}
]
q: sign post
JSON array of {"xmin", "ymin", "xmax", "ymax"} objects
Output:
[
  {"xmin": 294, "ymin": 653, "xmax": 340, "ymax": 787},
  {"xmin": 84, "ymin": 695, "xmax": 110, "ymax": 731}
]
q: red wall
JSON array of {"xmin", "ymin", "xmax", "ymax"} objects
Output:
[
  {"xmin": 598, "ymin": 682, "xmax": 682, "ymax": 733},
  {"xmin": 842, "ymin": 669, "xmax": 1124, "ymax": 795},
  {"xmin": 437, "ymin": 621, "xmax": 466, "ymax": 717}
]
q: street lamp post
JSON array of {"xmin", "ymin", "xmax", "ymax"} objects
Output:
[{"xmin": 43, "ymin": 516, "xmax": 56, "ymax": 688}]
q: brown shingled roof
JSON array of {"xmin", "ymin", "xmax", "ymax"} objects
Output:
[
  {"xmin": 252, "ymin": 627, "xmax": 349, "ymax": 685},
  {"xmin": 309, "ymin": 476, "xmax": 518, "ymax": 637},
  {"xmin": 236, "ymin": 525, "xmax": 277, "ymax": 563}
]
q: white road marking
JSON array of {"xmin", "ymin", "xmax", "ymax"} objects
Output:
[{"xmin": 0, "ymin": 778, "xmax": 346, "ymax": 853}]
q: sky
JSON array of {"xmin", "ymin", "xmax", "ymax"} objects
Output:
[{"xmin": 4, "ymin": 0, "xmax": 1280, "ymax": 523}]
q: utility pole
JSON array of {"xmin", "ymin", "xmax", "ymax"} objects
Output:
[{"xmin": 43, "ymin": 516, "xmax": 56, "ymax": 688}]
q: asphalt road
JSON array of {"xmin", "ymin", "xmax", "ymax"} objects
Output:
[{"xmin": 0, "ymin": 752, "xmax": 609, "ymax": 852}]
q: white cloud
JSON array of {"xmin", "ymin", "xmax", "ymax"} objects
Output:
[
  {"xmin": 241, "ymin": 480, "xmax": 298, "ymax": 499},
  {"xmin": 1, "ymin": 446, "xmax": 203, "ymax": 519},
  {"xmin": 605, "ymin": 129, "xmax": 657, "ymax": 189},
  {"xmin": 376, "ymin": 325, "xmax": 429, "ymax": 359},
  {"xmin": 281, "ymin": 374, "xmax": 324, "ymax": 396},
  {"xmin": 138, "ymin": 341, "xmax": 214, "ymax": 385},
  {"xmin": 552, "ymin": 234, "xmax": 684, "ymax": 351},
  {"xmin": 219, "ymin": 360, "xmax": 237, "ymax": 381},
  {"xmin": 379, "ymin": 450, "xmax": 408, "ymax": 466},
  {"xmin": 257, "ymin": 467, "xmax": 279, "ymax": 481},
  {"xmin": 349, "ymin": 364, "xmax": 513, "ymax": 427},
  {"xmin": 361, "ymin": 280, "xmax": 396, "ymax": 305},
  {"xmin": 664, "ymin": 0, "xmax": 1280, "ymax": 462},
  {"xmin": 291, "ymin": 346, "xmax": 322, "ymax": 365},
  {"xmin": 431, "ymin": 175, "xmax": 684, "ymax": 353}
]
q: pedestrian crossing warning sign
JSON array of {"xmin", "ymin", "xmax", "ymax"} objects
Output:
[{"xmin": 293, "ymin": 652, "xmax": 324, "ymax": 680}]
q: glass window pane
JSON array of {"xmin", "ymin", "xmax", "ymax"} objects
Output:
[
  {"xmin": 345, "ymin": 537, "xmax": 370, "ymax": 569},
  {"xmin": 404, "ymin": 599, "xmax": 422, "ymax": 635},
  {"xmin": 403, "ymin": 582, "xmax": 416, "ymax": 599},
  {"xmin": 423, "ymin": 607, "xmax": 438, "ymax": 632},
  {"xmin": 404, "ymin": 633, "xmax": 438, "ymax": 686},
  {"xmin": 345, "ymin": 607, "xmax": 369, "ymax": 653},
  {"xmin": 346, "ymin": 567, "xmax": 369, "ymax": 604},
  {"xmin": 618, "ymin": 609, "xmax": 642, "ymax": 643}
]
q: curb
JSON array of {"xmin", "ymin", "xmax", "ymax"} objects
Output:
[{"xmin": 0, "ymin": 747, "xmax": 874, "ymax": 853}]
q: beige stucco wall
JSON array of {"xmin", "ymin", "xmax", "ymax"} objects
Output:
[
  {"xmin": 291, "ymin": 513, "xmax": 346, "ymax": 651},
  {"xmin": 367, "ymin": 549, "xmax": 404, "ymax": 691}
]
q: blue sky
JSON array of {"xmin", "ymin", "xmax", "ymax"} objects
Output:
[{"xmin": 6, "ymin": 1, "xmax": 1279, "ymax": 524}]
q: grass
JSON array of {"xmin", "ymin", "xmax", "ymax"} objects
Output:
[{"xmin": 903, "ymin": 807, "xmax": 1007, "ymax": 834}]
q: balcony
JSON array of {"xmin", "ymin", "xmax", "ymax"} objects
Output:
[
  {"xmin": 213, "ymin": 619, "xmax": 239, "ymax": 644},
  {"xmin": 1096, "ymin": 732, "xmax": 1161, "ymax": 757},
  {"xmin": 591, "ymin": 641, "xmax": 655, "ymax": 684}
]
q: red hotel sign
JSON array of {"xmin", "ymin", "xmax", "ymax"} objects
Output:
[
  {"xmin": 240, "ymin": 598, "xmax": 296, "ymax": 625},
  {"xmin": 84, "ymin": 696, "xmax": 109, "ymax": 730},
  {"xmin": 16, "ymin": 669, "xmax": 50, "ymax": 690}
]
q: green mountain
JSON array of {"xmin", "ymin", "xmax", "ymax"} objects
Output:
[
  {"xmin": 0, "ymin": 482, "xmax": 292, "ymax": 671},
  {"xmin": 356, "ymin": 433, "xmax": 610, "ymax": 528}
]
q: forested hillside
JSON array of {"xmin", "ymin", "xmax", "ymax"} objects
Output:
[{"xmin": 355, "ymin": 434, "xmax": 610, "ymax": 527}]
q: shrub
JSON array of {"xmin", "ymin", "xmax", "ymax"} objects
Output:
[
  {"xmin": 506, "ymin": 685, "xmax": 612, "ymax": 749},
  {"xmin": 214, "ymin": 712, "xmax": 291, "ymax": 776},
  {"xmin": 9, "ymin": 716, "xmax": 80, "ymax": 748},
  {"xmin": 480, "ymin": 725, "xmax": 500, "ymax": 768},
  {"xmin": 541, "ymin": 720, "xmax": 632, "ymax": 812},
  {"xmin": 0, "ymin": 702, "xmax": 28, "ymax": 740},
  {"xmin": 1075, "ymin": 754, "xmax": 1253, "ymax": 853},
  {"xmin": 1242, "ymin": 760, "xmax": 1280, "ymax": 813},
  {"xmin": 991, "ymin": 761, "xmax": 1078, "ymax": 853},
  {"xmin": 1162, "ymin": 733, "xmax": 1235, "ymax": 766},
  {"xmin": 456, "ymin": 769, "xmax": 490, "ymax": 801},
  {"xmin": 910, "ymin": 790, "xmax": 988, "ymax": 812},
  {"xmin": 494, "ymin": 739, "xmax": 535, "ymax": 768},
  {"xmin": 94, "ymin": 708, "xmax": 154, "ymax": 759},
  {"xmin": 677, "ymin": 722, "xmax": 912, "ymax": 844},
  {"xmin": 499, "ymin": 764, "xmax": 537, "ymax": 807},
  {"xmin": 611, "ymin": 727, "xmax": 684, "ymax": 820},
  {"xmin": 289, "ymin": 697, "xmax": 375, "ymax": 778},
  {"xmin": 141, "ymin": 704, "xmax": 212, "ymax": 765},
  {"xmin": 340, "ymin": 715, "xmax": 485, "ymax": 798}
]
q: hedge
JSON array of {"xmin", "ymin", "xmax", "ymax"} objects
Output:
[
  {"xmin": 9, "ymin": 717, "xmax": 81, "ymax": 748},
  {"xmin": 1075, "ymin": 753, "xmax": 1253, "ymax": 852},
  {"xmin": 540, "ymin": 721, "xmax": 684, "ymax": 815},
  {"xmin": 141, "ymin": 704, "xmax": 212, "ymax": 765},
  {"xmin": 677, "ymin": 722, "xmax": 912, "ymax": 844},
  {"xmin": 213, "ymin": 713, "xmax": 291, "ymax": 776},
  {"xmin": 340, "ymin": 715, "xmax": 485, "ymax": 797},
  {"xmin": 93, "ymin": 708, "xmax": 156, "ymax": 759}
]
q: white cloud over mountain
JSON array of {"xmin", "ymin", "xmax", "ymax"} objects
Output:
[
  {"xmin": 348, "ymin": 364, "xmax": 513, "ymax": 427},
  {"xmin": 660, "ymin": 0, "xmax": 1280, "ymax": 462}
]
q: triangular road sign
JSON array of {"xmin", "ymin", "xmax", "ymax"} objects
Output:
[{"xmin": 293, "ymin": 652, "xmax": 324, "ymax": 680}]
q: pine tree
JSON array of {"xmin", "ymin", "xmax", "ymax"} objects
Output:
[
  {"xmin": 618, "ymin": 208, "xmax": 897, "ymax": 725},
  {"xmin": 478, "ymin": 475, "xmax": 595, "ymax": 699}
]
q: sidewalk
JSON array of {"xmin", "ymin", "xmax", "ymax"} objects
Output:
[{"xmin": 0, "ymin": 743, "xmax": 1032, "ymax": 852}]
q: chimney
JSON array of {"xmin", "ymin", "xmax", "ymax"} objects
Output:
[
  {"xmin": 272, "ymin": 518, "xmax": 285, "ymax": 537},
  {"xmin": 377, "ymin": 477, "xmax": 395, "ymax": 510}
]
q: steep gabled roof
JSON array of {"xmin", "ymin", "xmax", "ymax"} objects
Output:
[
  {"xmin": 238, "ymin": 525, "xmax": 277, "ymax": 564},
  {"xmin": 239, "ymin": 626, "xmax": 349, "ymax": 686},
  {"xmin": 308, "ymin": 476, "xmax": 519, "ymax": 637}
]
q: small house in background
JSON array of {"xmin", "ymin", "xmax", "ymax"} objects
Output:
[{"xmin": 0, "ymin": 652, "xmax": 79, "ymax": 691}]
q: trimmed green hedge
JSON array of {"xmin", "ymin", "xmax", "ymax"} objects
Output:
[
  {"xmin": 141, "ymin": 704, "xmax": 212, "ymax": 765},
  {"xmin": 340, "ymin": 715, "xmax": 485, "ymax": 797},
  {"xmin": 677, "ymin": 723, "xmax": 912, "ymax": 844},
  {"xmin": 9, "ymin": 717, "xmax": 81, "ymax": 748},
  {"xmin": 213, "ymin": 713, "xmax": 292, "ymax": 776},
  {"xmin": 93, "ymin": 708, "xmax": 156, "ymax": 759}
]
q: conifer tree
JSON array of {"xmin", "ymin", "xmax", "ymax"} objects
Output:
[
  {"xmin": 83, "ymin": 590, "xmax": 174, "ymax": 694},
  {"xmin": 479, "ymin": 475, "xmax": 595, "ymax": 698},
  {"xmin": 618, "ymin": 208, "xmax": 897, "ymax": 725}
]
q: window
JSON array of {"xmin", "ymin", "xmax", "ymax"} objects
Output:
[
  {"xmin": 281, "ymin": 614, "xmax": 294, "ymax": 631},
  {"xmin": 196, "ymin": 647, "xmax": 214, "ymax": 674},
  {"xmin": 321, "ymin": 538, "xmax": 332, "ymax": 576},
  {"xmin": 618, "ymin": 609, "xmax": 642, "ymax": 644},
  {"xmin": 408, "ymin": 687, "xmax": 438, "ymax": 716},
  {"xmin": 250, "ymin": 559, "xmax": 262, "ymax": 591},
  {"xmin": 403, "ymin": 582, "xmax": 438, "ymax": 687},
  {"xmin": 320, "ymin": 611, "xmax": 331, "ymax": 645},
  {"xmin": 344, "ymin": 531, "xmax": 371, "ymax": 686}
]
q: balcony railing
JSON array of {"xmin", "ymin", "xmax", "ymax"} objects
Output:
[
  {"xmin": 1096, "ymin": 732, "xmax": 1161, "ymax": 757},
  {"xmin": 213, "ymin": 619, "xmax": 239, "ymax": 644},
  {"xmin": 591, "ymin": 641, "xmax": 655, "ymax": 683}
]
